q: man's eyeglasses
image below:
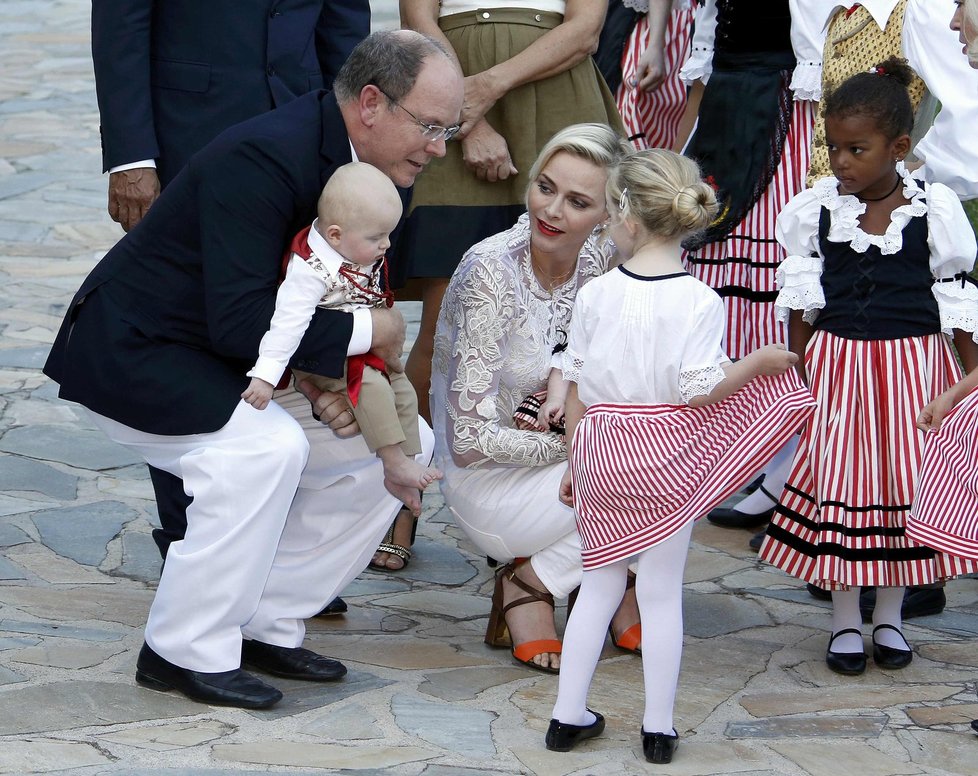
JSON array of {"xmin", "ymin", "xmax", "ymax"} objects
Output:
[{"xmin": 376, "ymin": 86, "xmax": 461, "ymax": 143}]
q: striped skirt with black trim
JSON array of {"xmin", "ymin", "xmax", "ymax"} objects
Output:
[
  {"xmin": 682, "ymin": 99, "xmax": 815, "ymax": 360},
  {"xmin": 907, "ymin": 386, "xmax": 978, "ymax": 561},
  {"xmin": 571, "ymin": 371, "xmax": 815, "ymax": 569},
  {"xmin": 616, "ymin": 3, "xmax": 693, "ymax": 151},
  {"xmin": 759, "ymin": 331, "xmax": 978, "ymax": 587}
]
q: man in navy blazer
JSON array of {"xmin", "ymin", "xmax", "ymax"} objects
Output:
[
  {"xmin": 46, "ymin": 31, "xmax": 463, "ymax": 709},
  {"xmin": 92, "ymin": 0, "xmax": 370, "ymax": 230},
  {"xmin": 91, "ymin": 0, "xmax": 370, "ymax": 566}
]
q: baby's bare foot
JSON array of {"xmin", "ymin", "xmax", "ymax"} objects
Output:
[{"xmin": 379, "ymin": 448, "xmax": 443, "ymax": 490}]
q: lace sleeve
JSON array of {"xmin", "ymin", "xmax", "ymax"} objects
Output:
[
  {"xmin": 774, "ymin": 254, "xmax": 825, "ymax": 325},
  {"xmin": 678, "ymin": 290, "xmax": 729, "ymax": 403},
  {"xmin": 441, "ymin": 257, "xmax": 567, "ymax": 469}
]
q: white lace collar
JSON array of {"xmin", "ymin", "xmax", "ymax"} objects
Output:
[{"xmin": 812, "ymin": 163, "xmax": 927, "ymax": 255}]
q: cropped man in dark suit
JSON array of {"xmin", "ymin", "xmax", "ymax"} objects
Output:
[
  {"xmin": 46, "ymin": 31, "xmax": 463, "ymax": 708},
  {"xmin": 91, "ymin": 0, "xmax": 370, "ymax": 568}
]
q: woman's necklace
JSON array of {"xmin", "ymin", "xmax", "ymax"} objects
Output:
[
  {"xmin": 855, "ymin": 173, "xmax": 902, "ymax": 203},
  {"xmin": 529, "ymin": 250, "xmax": 576, "ymax": 292}
]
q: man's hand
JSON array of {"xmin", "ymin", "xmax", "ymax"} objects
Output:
[
  {"xmin": 108, "ymin": 168, "xmax": 160, "ymax": 232},
  {"xmin": 369, "ymin": 306, "xmax": 406, "ymax": 374},
  {"xmin": 295, "ymin": 378, "xmax": 360, "ymax": 437}
]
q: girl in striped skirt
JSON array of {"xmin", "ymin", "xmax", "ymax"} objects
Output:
[
  {"xmin": 758, "ymin": 58, "xmax": 978, "ymax": 677},
  {"xmin": 545, "ymin": 149, "xmax": 815, "ymax": 762}
]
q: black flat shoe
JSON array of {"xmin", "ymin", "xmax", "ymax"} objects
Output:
[
  {"xmin": 135, "ymin": 642, "xmax": 282, "ymax": 709},
  {"xmin": 641, "ymin": 728, "xmax": 678, "ymax": 763},
  {"xmin": 241, "ymin": 640, "xmax": 347, "ymax": 681},
  {"xmin": 545, "ymin": 710, "xmax": 605, "ymax": 752},
  {"xmin": 825, "ymin": 629, "xmax": 867, "ymax": 675},
  {"xmin": 971, "ymin": 718, "xmax": 978, "ymax": 733},
  {"xmin": 871, "ymin": 624, "xmax": 912, "ymax": 669},
  {"xmin": 748, "ymin": 529, "xmax": 766, "ymax": 552},
  {"xmin": 806, "ymin": 583, "xmax": 832, "ymax": 601},
  {"xmin": 706, "ymin": 485, "xmax": 777, "ymax": 529}
]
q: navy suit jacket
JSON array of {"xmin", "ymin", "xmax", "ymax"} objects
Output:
[
  {"xmin": 45, "ymin": 92, "xmax": 390, "ymax": 435},
  {"xmin": 92, "ymin": 0, "xmax": 370, "ymax": 184}
]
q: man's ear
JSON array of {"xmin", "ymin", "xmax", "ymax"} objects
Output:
[{"xmin": 359, "ymin": 84, "xmax": 383, "ymax": 127}]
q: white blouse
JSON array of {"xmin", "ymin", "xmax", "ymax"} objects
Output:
[
  {"xmin": 431, "ymin": 214, "xmax": 615, "ymax": 471},
  {"xmin": 774, "ymin": 163, "xmax": 978, "ymax": 338},
  {"xmin": 564, "ymin": 268, "xmax": 729, "ymax": 406},
  {"xmin": 679, "ymin": 0, "xmax": 836, "ymax": 100}
]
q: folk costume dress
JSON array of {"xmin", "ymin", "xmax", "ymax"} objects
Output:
[
  {"xmin": 392, "ymin": 1, "xmax": 624, "ymax": 286},
  {"xmin": 430, "ymin": 215, "xmax": 615, "ymax": 597},
  {"xmin": 563, "ymin": 266, "xmax": 815, "ymax": 570},
  {"xmin": 678, "ymin": 0, "xmax": 829, "ymax": 359},
  {"xmin": 616, "ymin": 0, "xmax": 695, "ymax": 151},
  {"xmin": 759, "ymin": 167, "xmax": 978, "ymax": 588}
]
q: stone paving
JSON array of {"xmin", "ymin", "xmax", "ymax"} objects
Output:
[{"xmin": 2, "ymin": 1, "xmax": 978, "ymax": 774}]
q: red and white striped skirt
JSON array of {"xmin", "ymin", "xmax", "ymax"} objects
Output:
[
  {"xmin": 616, "ymin": 3, "xmax": 694, "ymax": 151},
  {"xmin": 759, "ymin": 331, "xmax": 978, "ymax": 587},
  {"xmin": 683, "ymin": 99, "xmax": 815, "ymax": 360},
  {"xmin": 570, "ymin": 371, "xmax": 815, "ymax": 569},
  {"xmin": 907, "ymin": 386, "xmax": 978, "ymax": 561}
]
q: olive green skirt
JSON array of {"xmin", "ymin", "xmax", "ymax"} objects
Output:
[{"xmin": 393, "ymin": 8, "xmax": 624, "ymax": 284}]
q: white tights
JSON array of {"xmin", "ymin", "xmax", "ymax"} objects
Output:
[{"xmin": 551, "ymin": 521, "xmax": 693, "ymax": 734}]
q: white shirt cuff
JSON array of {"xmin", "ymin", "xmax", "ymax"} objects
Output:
[
  {"xmin": 109, "ymin": 160, "xmax": 157, "ymax": 174},
  {"xmin": 247, "ymin": 356, "xmax": 288, "ymax": 385},
  {"xmin": 347, "ymin": 308, "xmax": 372, "ymax": 356}
]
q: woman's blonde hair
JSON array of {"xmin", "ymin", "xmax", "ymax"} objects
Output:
[
  {"xmin": 606, "ymin": 149, "xmax": 718, "ymax": 240},
  {"xmin": 525, "ymin": 123, "xmax": 630, "ymax": 207}
]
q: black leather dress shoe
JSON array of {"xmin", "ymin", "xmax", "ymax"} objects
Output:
[
  {"xmin": 641, "ymin": 728, "xmax": 679, "ymax": 763},
  {"xmin": 315, "ymin": 596, "xmax": 348, "ymax": 617},
  {"xmin": 859, "ymin": 586, "xmax": 945, "ymax": 622},
  {"xmin": 135, "ymin": 643, "xmax": 282, "ymax": 709},
  {"xmin": 241, "ymin": 640, "xmax": 347, "ymax": 681},
  {"xmin": 871, "ymin": 624, "xmax": 913, "ymax": 669},
  {"xmin": 545, "ymin": 710, "xmax": 605, "ymax": 752},
  {"xmin": 825, "ymin": 629, "xmax": 867, "ymax": 675}
]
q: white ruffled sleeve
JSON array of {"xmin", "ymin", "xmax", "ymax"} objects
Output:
[
  {"xmin": 679, "ymin": 0, "xmax": 716, "ymax": 85},
  {"xmin": 926, "ymin": 182, "xmax": 978, "ymax": 339},
  {"xmin": 774, "ymin": 187, "xmax": 825, "ymax": 324},
  {"xmin": 788, "ymin": 0, "xmax": 833, "ymax": 101}
]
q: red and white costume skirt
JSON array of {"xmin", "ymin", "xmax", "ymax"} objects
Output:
[
  {"xmin": 571, "ymin": 371, "xmax": 815, "ymax": 569},
  {"xmin": 617, "ymin": 2, "xmax": 694, "ymax": 151},
  {"xmin": 907, "ymin": 386, "xmax": 978, "ymax": 561},
  {"xmin": 759, "ymin": 331, "xmax": 978, "ymax": 588},
  {"xmin": 683, "ymin": 100, "xmax": 815, "ymax": 360}
]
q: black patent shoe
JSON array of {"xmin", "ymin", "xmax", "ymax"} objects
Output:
[
  {"xmin": 241, "ymin": 640, "xmax": 347, "ymax": 681},
  {"xmin": 135, "ymin": 643, "xmax": 282, "ymax": 709},
  {"xmin": 825, "ymin": 629, "xmax": 867, "ymax": 675},
  {"xmin": 871, "ymin": 624, "xmax": 912, "ymax": 669},
  {"xmin": 545, "ymin": 710, "xmax": 606, "ymax": 752},
  {"xmin": 971, "ymin": 718, "xmax": 978, "ymax": 733},
  {"xmin": 641, "ymin": 728, "xmax": 679, "ymax": 763}
]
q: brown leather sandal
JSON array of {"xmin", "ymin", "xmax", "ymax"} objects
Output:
[{"xmin": 485, "ymin": 562, "xmax": 562, "ymax": 674}]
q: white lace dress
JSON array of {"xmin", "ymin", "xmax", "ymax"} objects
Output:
[{"xmin": 430, "ymin": 214, "xmax": 614, "ymax": 597}]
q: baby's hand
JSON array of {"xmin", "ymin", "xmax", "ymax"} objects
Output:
[
  {"xmin": 537, "ymin": 400, "xmax": 565, "ymax": 432},
  {"xmin": 242, "ymin": 378, "xmax": 275, "ymax": 410},
  {"xmin": 750, "ymin": 344, "xmax": 798, "ymax": 376}
]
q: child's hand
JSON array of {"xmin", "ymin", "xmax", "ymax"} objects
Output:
[
  {"xmin": 242, "ymin": 378, "xmax": 275, "ymax": 410},
  {"xmin": 917, "ymin": 391, "xmax": 958, "ymax": 432},
  {"xmin": 558, "ymin": 466, "xmax": 574, "ymax": 507},
  {"xmin": 537, "ymin": 399, "xmax": 565, "ymax": 432},
  {"xmin": 750, "ymin": 344, "xmax": 798, "ymax": 376}
]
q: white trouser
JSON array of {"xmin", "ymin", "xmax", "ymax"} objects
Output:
[
  {"xmin": 90, "ymin": 385, "xmax": 433, "ymax": 672},
  {"xmin": 441, "ymin": 461, "xmax": 581, "ymax": 598}
]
